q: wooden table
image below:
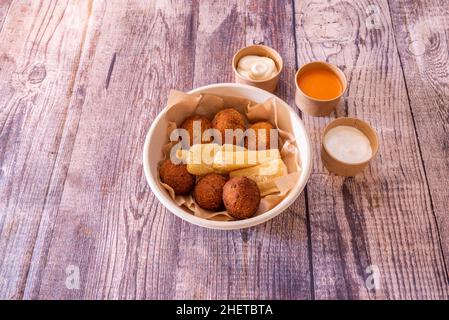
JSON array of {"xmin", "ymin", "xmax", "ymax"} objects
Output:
[{"xmin": 0, "ymin": 0, "xmax": 448, "ymax": 300}]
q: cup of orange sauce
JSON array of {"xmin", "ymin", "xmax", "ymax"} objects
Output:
[{"xmin": 295, "ymin": 61, "xmax": 347, "ymax": 117}]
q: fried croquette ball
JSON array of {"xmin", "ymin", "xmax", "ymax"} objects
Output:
[
  {"xmin": 223, "ymin": 177, "xmax": 261, "ymax": 219},
  {"xmin": 245, "ymin": 121, "xmax": 276, "ymax": 150},
  {"xmin": 212, "ymin": 108, "xmax": 246, "ymax": 145},
  {"xmin": 159, "ymin": 159, "xmax": 195, "ymax": 195},
  {"xmin": 193, "ymin": 173, "xmax": 227, "ymax": 211},
  {"xmin": 180, "ymin": 115, "xmax": 212, "ymax": 146}
]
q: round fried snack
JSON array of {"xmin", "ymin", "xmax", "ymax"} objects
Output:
[
  {"xmin": 159, "ymin": 159, "xmax": 195, "ymax": 195},
  {"xmin": 212, "ymin": 108, "xmax": 246, "ymax": 145},
  {"xmin": 245, "ymin": 121, "xmax": 276, "ymax": 150},
  {"xmin": 180, "ymin": 115, "xmax": 212, "ymax": 146},
  {"xmin": 193, "ymin": 173, "xmax": 227, "ymax": 211},
  {"xmin": 223, "ymin": 177, "xmax": 261, "ymax": 219}
]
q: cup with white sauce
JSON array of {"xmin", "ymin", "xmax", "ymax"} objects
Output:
[
  {"xmin": 232, "ymin": 44, "xmax": 283, "ymax": 93},
  {"xmin": 321, "ymin": 117, "xmax": 379, "ymax": 176}
]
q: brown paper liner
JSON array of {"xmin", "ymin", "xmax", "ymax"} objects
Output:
[{"xmin": 155, "ymin": 90, "xmax": 302, "ymax": 221}]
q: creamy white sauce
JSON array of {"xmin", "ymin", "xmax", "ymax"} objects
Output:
[
  {"xmin": 324, "ymin": 126, "xmax": 372, "ymax": 164},
  {"xmin": 237, "ymin": 55, "xmax": 278, "ymax": 81}
]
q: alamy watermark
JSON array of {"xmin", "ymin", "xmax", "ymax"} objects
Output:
[
  {"xmin": 365, "ymin": 264, "xmax": 381, "ymax": 291},
  {"xmin": 365, "ymin": 5, "xmax": 382, "ymax": 30},
  {"xmin": 169, "ymin": 121, "xmax": 279, "ymax": 169},
  {"xmin": 65, "ymin": 264, "xmax": 80, "ymax": 290}
]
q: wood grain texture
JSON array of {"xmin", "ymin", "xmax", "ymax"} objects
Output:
[
  {"xmin": 0, "ymin": 1, "xmax": 12, "ymax": 33},
  {"xmin": 22, "ymin": 0, "xmax": 197, "ymax": 299},
  {"xmin": 388, "ymin": 0, "xmax": 449, "ymax": 270},
  {"xmin": 294, "ymin": 0, "xmax": 448, "ymax": 299},
  {"xmin": 0, "ymin": 0, "xmax": 94, "ymax": 299},
  {"xmin": 174, "ymin": 0, "xmax": 311, "ymax": 300},
  {"xmin": 0, "ymin": 0, "xmax": 448, "ymax": 300},
  {"xmin": 29, "ymin": 0, "xmax": 311, "ymax": 300}
]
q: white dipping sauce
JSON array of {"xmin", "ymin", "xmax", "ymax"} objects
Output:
[
  {"xmin": 237, "ymin": 55, "xmax": 278, "ymax": 81},
  {"xmin": 324, "ymin": 126, "xmax": 372, "ymax": 163}
]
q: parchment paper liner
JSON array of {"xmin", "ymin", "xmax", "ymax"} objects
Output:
[{"xmin": 157, "ymin": 90, "xmax": 302, "ymax": 221}]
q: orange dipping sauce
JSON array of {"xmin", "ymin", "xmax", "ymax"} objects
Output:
[{"xmin": 297, "ymin": 67, "xmax": 343, "ymax": 100}]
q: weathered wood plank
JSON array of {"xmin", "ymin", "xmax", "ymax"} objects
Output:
[
  {"xmin": 1, "ymin": 0, "xmax": 447, "ymax": 300},
  {"xmin": 0, "ymin": 1, "xmax": 12, "ymax": 33},
  {"xmin": 388, "ymin": 0, "xmax": 449, "ymax": 272},
  {"xmin": 25, "ymin": 0, "xmax": 311, "ymax": 300},
  {"xmin": 171, "ymin": 0, "xmax": 311, "ymax": 299},
  {"xmin": 294, "ymin": 0, "xmax": 449, "ymax": 299},
  {"xmin": 23, "ymin": 0, "xmax": 198, "ymax": 299},
  {"xmin": 0, "ymin": 0, "xmax": 93, "ymax": 299}
]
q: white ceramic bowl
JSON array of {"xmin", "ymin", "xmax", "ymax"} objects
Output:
[{"xmin": 143, "ymin": 83, "xmax": 312, "ymax": 230}]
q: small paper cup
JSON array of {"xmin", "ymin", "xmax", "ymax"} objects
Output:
[
  {"xmin": 232, "ymin": 45, "xmax": 283, "ymax": 93},
  {"xmin": 295, "ymin": 61, "xmax": 347, "ymax": 117},
  {"xmin": 321, "ymin": 117, "xmax": 379, "ymax": 176}
]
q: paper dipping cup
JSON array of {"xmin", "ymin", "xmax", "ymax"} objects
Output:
[
  {"xmin": 232, "ymin": 45, "xmax": 283, "ymax": 93},
  {"xmin": 295, "ymin": 61, "xmax": 347, "ymax": 117},
  {"xmin": 321, "ymin": 117, "xmax": 379, "ymax": 176}
]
